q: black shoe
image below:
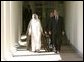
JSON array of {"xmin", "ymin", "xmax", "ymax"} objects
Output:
[
  {"xmin": 34, "ymin": 50, "xmax": 37, "ymax": 52},
  {"xmin": 47, "ymin": 50, "xmax": 51, "ymax": 52},
  {"xmin": 55, "ymin": 50, "xmax": 57, "ymax": 53},
  {"xmin": 55, "ymin": 51, "xmax": 59, "ymax": 54}
]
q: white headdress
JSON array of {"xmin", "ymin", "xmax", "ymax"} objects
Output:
[{"xmin": 32, "ymin": 14, "xmax": 38, "ymax": 20}]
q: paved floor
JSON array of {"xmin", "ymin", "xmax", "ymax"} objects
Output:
[
  {"xmin": 60, "ymin": 45, "xmax": 83, "ymax": 61},
  {"xmin": 16, "ymin": 45, "xmax": 83, "ymax": 61}
]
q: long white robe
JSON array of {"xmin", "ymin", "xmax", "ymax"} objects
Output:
[{"xmin": 27, "ymin": 14, "xmax": 43, "ymax": 51}]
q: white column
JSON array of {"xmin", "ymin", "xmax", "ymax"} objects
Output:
[
  {"xmin": 10, "ymin": 1, "xmax": 22, "ymax": 52},
  {"xmin": 1, "ymin": 1, "xmax": 5, "ymax": 60},
  {"xmin": 1, "ymin": 1, "xmax": 22, "ymax": 61},
  {"xmin": 1, "ymin": 1, "xmax": 13, "ymax": 60}
]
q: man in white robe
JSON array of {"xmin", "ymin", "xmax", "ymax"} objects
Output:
[{"xmin": 26, "ymin": 14, "xmax": 43, "ymax": 52}]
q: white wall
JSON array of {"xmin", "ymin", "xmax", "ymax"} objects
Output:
[
  {"xmin": 76, "ymin": 1, "xmax": 83, "ymax": 57},
  {"xmin": 1, "ymin": 1, "xmax": 22, "ymax": 60},
  {"xmin": 64, "ymin": 1, "xmax": 83, "ymax": 57}
]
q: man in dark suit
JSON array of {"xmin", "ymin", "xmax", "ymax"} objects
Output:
[{"xmin": 49, "ymin": 9, "xmax": 64, "ymax": 53}]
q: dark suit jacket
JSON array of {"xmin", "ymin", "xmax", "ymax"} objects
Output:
[{"xmin": 49, "ymin": 16, "xmax": 64, "ymax": 37}]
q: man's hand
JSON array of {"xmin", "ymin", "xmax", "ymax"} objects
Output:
[
  {"xmin": 45, "ymin": 31, "xmax": 47, "ymax": 34},
  {"xmin": 62, "ymin": 31, "xmax": 65, "ymax": 35},
  {"xmin": 49, "ymin": 31, "xmax": 51, "ymax": 35}
]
